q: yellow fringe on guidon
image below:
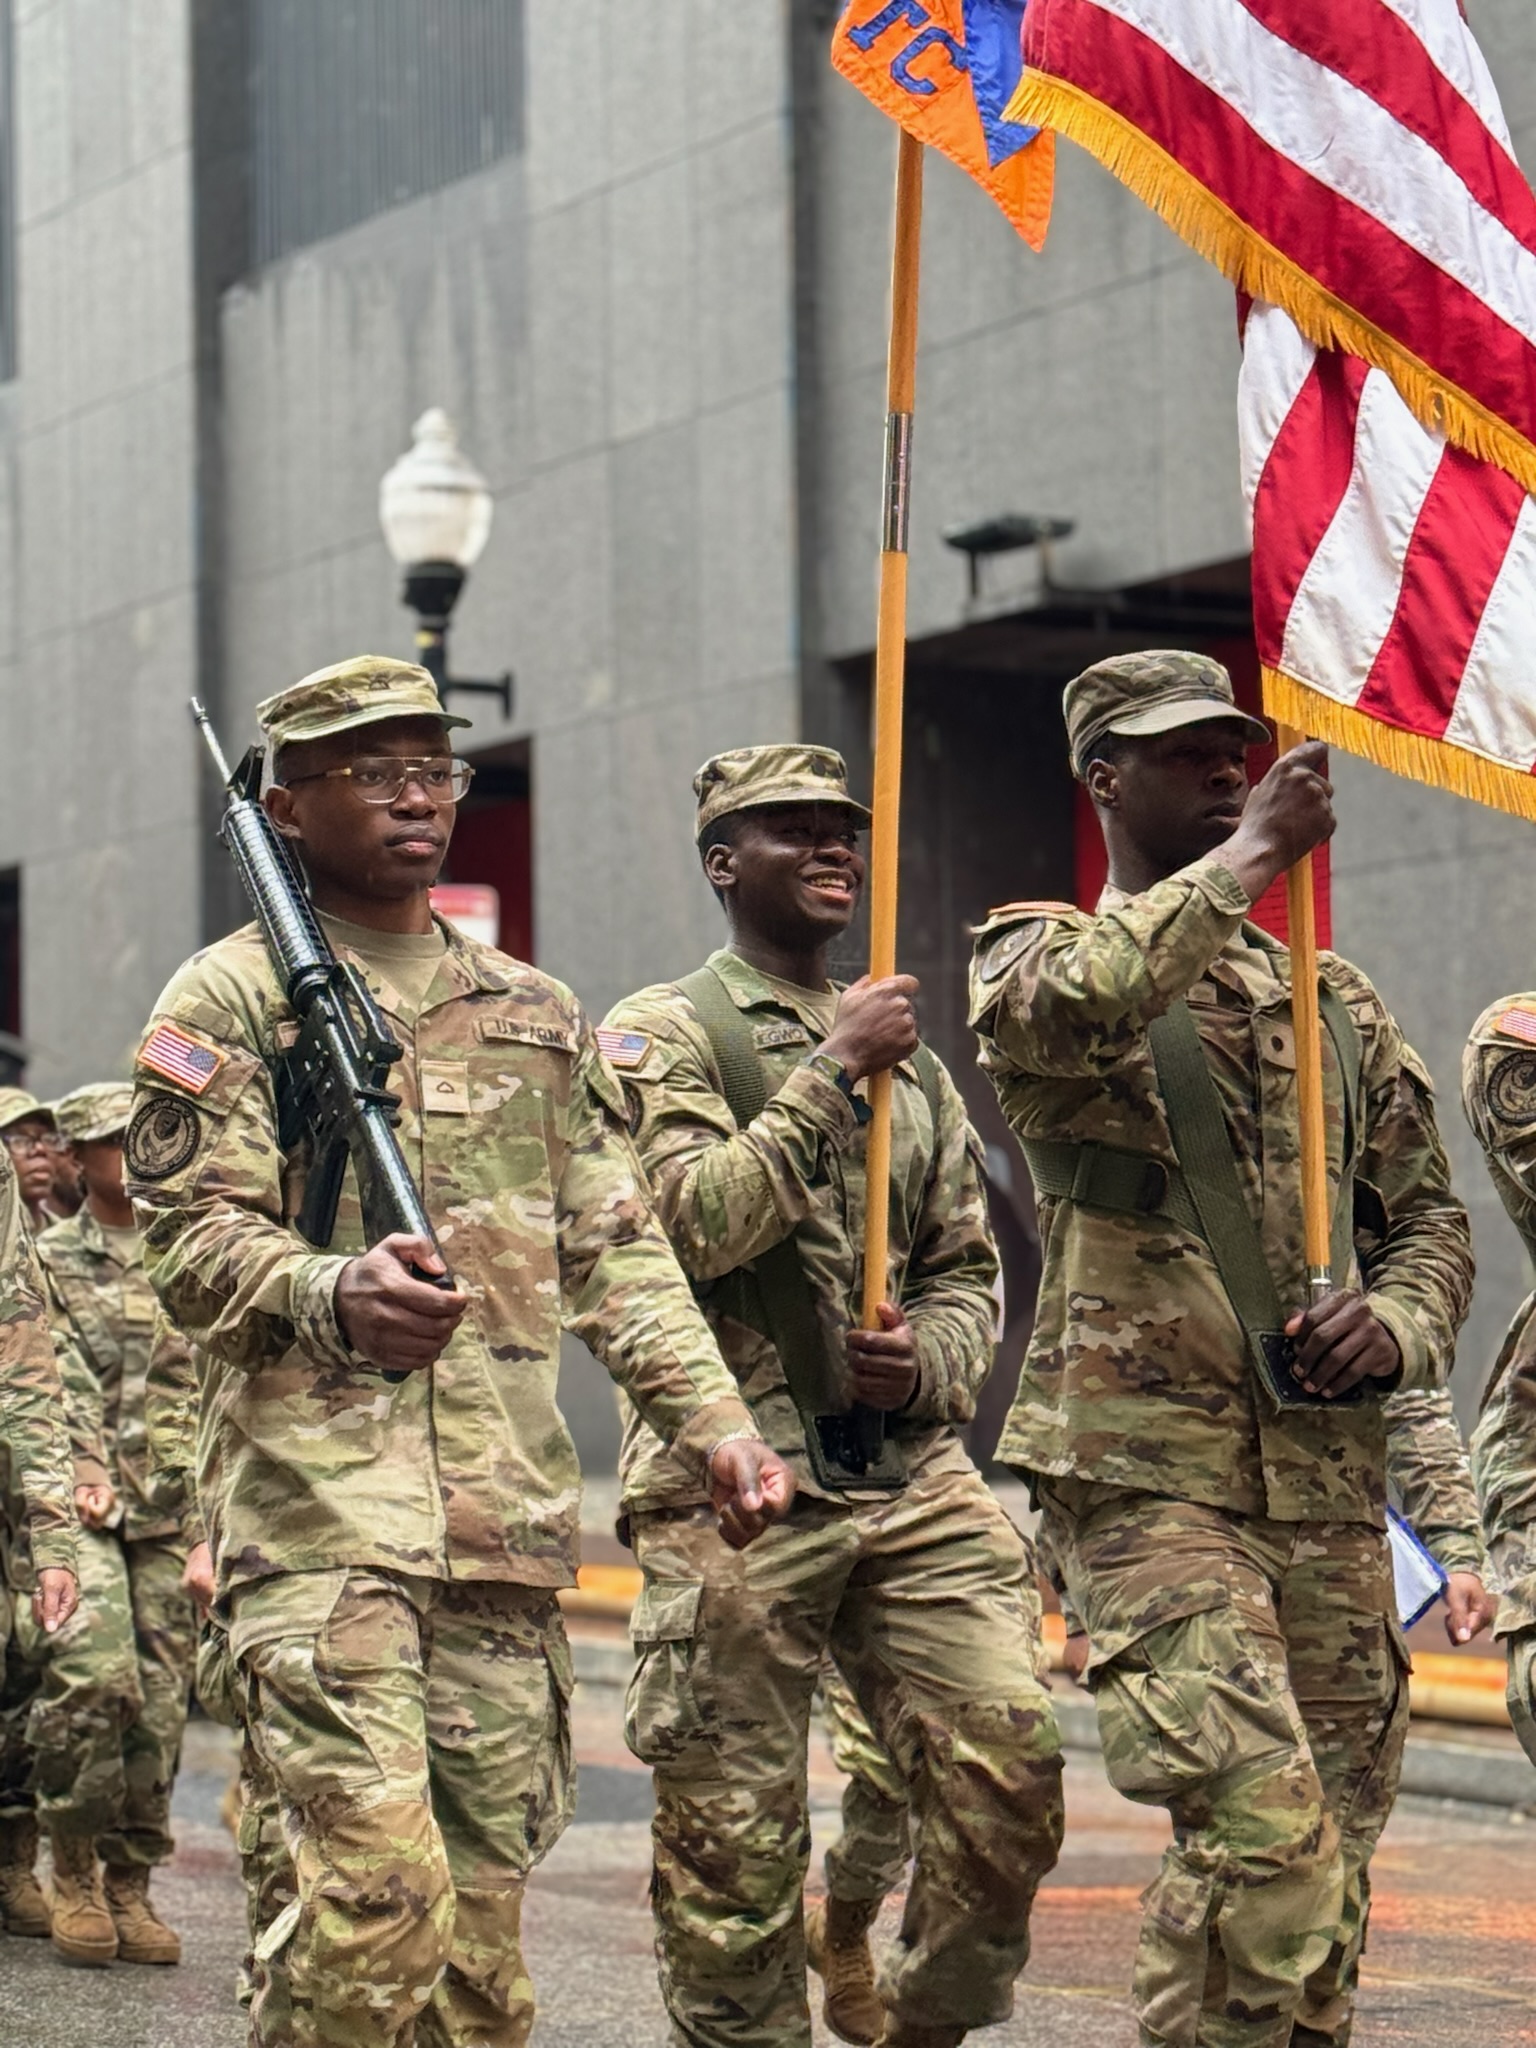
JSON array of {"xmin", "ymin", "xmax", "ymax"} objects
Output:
[
  {"xmin": 1005, "ymin": 72, "xmax": 1536, "ymax": 508},
  {"xmin": 1263, "ymin": 668, "xmax": 1536, "ymax": 823}
]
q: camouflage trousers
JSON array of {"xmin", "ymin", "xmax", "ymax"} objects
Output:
[
  {"xmin": 21, "ymin": 1528, "xmax": 195, "ymax": 1861},
  {"xmin": 817, "ymin": 1656, "xmax": 909, "ymax": 1906},
  {"xmin": 1040, "ymin": 1483, "xmax": 1409, "ymax": 2048},
  {"xmin": 0, "ymin": 1575, "xmax": 40, "ymax": 1822},
  {"xmin": 229, "ymin": 1566, "xmax": 575, "ymax": 2048},
  {"xmin": 627, "ymin": 1459, "xmax": 1065, "ymax": 2047},
  {"xmin": 1503, "ymin": 1626, "xmax": 1536, "ymax": 1770}
]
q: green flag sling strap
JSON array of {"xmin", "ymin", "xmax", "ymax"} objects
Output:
[
  {"xmin": 1020, "ymin": 967, "xmax": 1363, "ymax": 1410},
  {"xmin": 674, "ymin": 964, "xmax": 940, "ymax": 1491}
]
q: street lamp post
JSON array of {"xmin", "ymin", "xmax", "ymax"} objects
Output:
[{"xmin": 379, "ymin": 408, "xmax": 513, "ymax": 718}]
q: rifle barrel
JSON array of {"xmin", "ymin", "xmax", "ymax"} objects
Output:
[{"xmin": 189, "ymin": 697, "xmax": 235, "ymax": 787}]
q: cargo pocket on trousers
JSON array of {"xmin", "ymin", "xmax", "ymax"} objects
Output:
[
  {"xmin": 529, "ymin": 1616, "xmax": 577, "ymax": 1867},
  {"xmin": 1091, "ymin": 1607, "xmax": 1303, "ymax": 1806},
  {"xmin": 1505, "ymin": 1631, "xmax": 1536, "ymax": 1774},
  {"xmin": 624, "ymin": 1580, "xmax": 717, "ymax": 1772}
]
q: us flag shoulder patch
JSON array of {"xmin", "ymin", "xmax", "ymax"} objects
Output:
[
  {"xmin": 1494, "ymin": 1006, "xmax": 1536, "ymax": 1047},
  {"xmin": 595, "ymin": 1028, "xmax": 650, "ymax": 1071},
  {"xmin": 139, "ymin": 1022, "xmax": 227, "ymax": 1096}
]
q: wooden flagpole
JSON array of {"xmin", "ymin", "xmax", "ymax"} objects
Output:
[
  {"xmin": 1275, "ymin": 722, "xmax": 1332, "ymax": 1300},
  {"xmin": 861, "ymin": 130, "xmax": 924, "ymax": 1332}
]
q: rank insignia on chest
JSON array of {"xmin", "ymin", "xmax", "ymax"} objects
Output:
[
  {"xmin": 595, "ymin": 1028, "xmax": 651, "ymax": 1070},
  {"xmin": 139, "ymin": 1022, "xmax": 226, "ymax": 1096},
  {"xmin": 1494, "ymin": 1006, "xmax": 1536, "ymax": 1046}
]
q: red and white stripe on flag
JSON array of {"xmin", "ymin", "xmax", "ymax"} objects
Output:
[
  {"xmin": 1010, "ymin": 0, "xmax": 1536, "ymax": 502},
  {"xmin": 1241, "ymin": 299, "xmax": 1536, "ymax": 820}
]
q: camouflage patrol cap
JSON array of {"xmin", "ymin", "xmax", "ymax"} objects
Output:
[
  {"xmin": 258, "ymin": 655, "xmax": 470, "ymax": 756},
  {"xmin": 1064, "ymin": 649, "xmax": 1269, "ymax": 778},
  {"xmin": 0, "ymin": 1090, "xmax": 52, "ymax": 1135},
  {"xmin": 693, "ymin": 745, "xmax": 872, "ymax": 842},
  {"xmin": 53, "ymin": 1083, "xmax": 134, "ymax": 1145}
]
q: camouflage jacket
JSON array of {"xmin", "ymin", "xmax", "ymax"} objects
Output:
[
  {"xmin": 604, "ymin": 948, "xmax": 999, "ymax": 1510},
  {"xmin": 126, "ymin": 918, "xmax": 755, "ymax": 1597},
  {"xmin": 1464, "ymin": 994, "xmax": 1536, "ymax": 1631},
  {"xmin": 1383, "ymin": 1388, "xmax": 1484, "ymax": 1577},
  {"xmin": 35, "ymin": 1207, "xmax": 178, "ymax": 1542},
  {"xmin": 0, "ymin": 1150, "xmax": 77, "ymax": 1580},
  {"xmin": 968, "ymin": 857, "xmax": 1472, "ymax": 1524},
  {"xmin": 141, "ymin": 1311, "xmax": 202, "ymax": 1547}
]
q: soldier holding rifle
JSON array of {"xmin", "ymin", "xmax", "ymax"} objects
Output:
[{"xmin": 125, "ymin": 656, "xmax": 790, "ymax": 2048}]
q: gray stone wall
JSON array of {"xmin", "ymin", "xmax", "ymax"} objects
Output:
[
  {"xmin": 218, "ymin": 4, "xmax": 800, "ymax": 1028},
  {"xmin": 0, "ymin": 0, "xmax": 200, "ymax": 1094}
]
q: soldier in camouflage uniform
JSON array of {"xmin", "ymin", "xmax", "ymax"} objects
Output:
[
  {"xmin": 24, "ymin": 1083, "xmax": 196, "ymax": 1967},
  {"xmin": 142, "ymin": 1302, "xmax": 297, "ymax": 2036},
  {"xmin": 1463, "ymin": 994, "xmax": 1536, "ymax": 1760},
  {"xmin": 605, "ymin": 746, "xmax": 1065, "ymax": 2048},
  {"xmin": 0, "ymin": 1142, "xmax": 81, "ymax": 1938},
  {"xmin": 125, "ymin": 656, "xmax": 791, "ymax": 2048},
  {"xmin": 0, "ymin": 1088, "xmax": 67, "ymax": 1237},
  {"xmin": 969, "ymin": 652, "xmax": 1472, "ymax": 2048}
]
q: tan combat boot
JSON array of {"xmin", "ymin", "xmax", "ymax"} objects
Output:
[
  {"xmin": 103, "ymin": 1863, "xmax": 181, "ymax": 1965},
  {"xmin": 0, "ymin": 1813, "xmax": 51, "ymax": 1936},
  {"xmin": 46, "ymin": 1829, "xmax": 117, "ymax": 1967},
  {"xmin": 805, "ymin": 1893, "xmax": 884, "ymax": 2046}
]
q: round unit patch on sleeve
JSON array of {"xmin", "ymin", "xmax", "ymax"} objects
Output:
[
  {"xmin": 126, "ymin": 1096, "xmax": 204, "ymax": 1182},
  {"xmin": 977, "ymin": 925, "xmax": 1031, "ymax": 984},
  {"xmin": 1486, "ymin": 1051, "xmax": 1536, "ymax": 1128}
]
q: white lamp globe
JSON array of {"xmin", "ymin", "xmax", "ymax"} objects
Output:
[{"xmin": 379, "ymin": 408, "xmax": 493, "ymax": 570}]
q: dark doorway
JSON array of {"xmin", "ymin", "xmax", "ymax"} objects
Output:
[{"xmin": 439, "ymin": 739, "xmax": 533, "ymax": 962}]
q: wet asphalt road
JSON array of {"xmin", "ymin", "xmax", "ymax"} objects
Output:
[{"xmin": 3, "ymin": 1690, "xmax": 1536, "ymax": 2047}]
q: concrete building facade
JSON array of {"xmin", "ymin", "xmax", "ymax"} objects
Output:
[{"xmin": 3, "ymin": 0, "xmax": 1535, "ymax": 1448}]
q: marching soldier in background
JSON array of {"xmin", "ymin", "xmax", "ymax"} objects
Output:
[
  {"xmin": 125, "ymin": 657, "xmax": 790, "ymax": 2048},
  {"xmin": 143, "ymin": 1307, "xmax": 296, "ymax": 2037},
  {"xmin": 25, "ymin": 1083, "xmax": 196, "ymax": 1969},
  {"xmin": 0, "ymin": 1090, "xmax": 68, "ymax": 1237},
  {"xmin": 969, "ymin": 652, "xmax": 1473, "ymax": 2048},
  {"xmin": 1464, "ymin": 994, "xmax": 1536, "ymax": 1760},
  {"xmin": 1382, "ymin": 1389, "xmax": 1495, "ymax": 1645},
  {"xmin": 605, "ymin": 745, "xmax": 1064, "ymax": 2048},
  {"xmin": 0, "ymin": 1141, "xmax": 81, "ymax": 1938}
]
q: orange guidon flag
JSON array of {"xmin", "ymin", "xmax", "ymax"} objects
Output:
[{"xmin": 832, "ymin": 1, "xmax": 1055, "ymax": 252}]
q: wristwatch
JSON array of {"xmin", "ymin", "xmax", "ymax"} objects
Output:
[{"xmin": 803, "ymin": 1050, "xmax": 872, "ymax": 1124}]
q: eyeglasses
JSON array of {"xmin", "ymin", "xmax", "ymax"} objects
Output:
[
  {"xmin": 282, "ymin": 756, "xmax": 475, "ymax": 806},
  {"xmin": 3, "ymin": 1131, "xmax": 65, "ymax": 1156}
]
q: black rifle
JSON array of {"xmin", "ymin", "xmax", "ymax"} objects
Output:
[{"xmin": 190, "ymin": 700, "xmax": 452, "ymax": 1377}]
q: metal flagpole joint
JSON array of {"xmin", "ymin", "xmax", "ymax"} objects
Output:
[{"xmin": 882, "ymin": 411, "xmax": 913, "ymax": 553}]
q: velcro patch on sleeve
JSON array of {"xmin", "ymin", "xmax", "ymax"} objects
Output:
[
  {"xmin": 1493, "ymin": 1006, "xmax": 1536, "ymax": 1046},
  {"xmin": 139, "ymin": 1022, "xmax": 227, "ymax": 1096},
  {"xmin": 595, "ymin": 1027, "xmax": 651, "ymax": 1071}
]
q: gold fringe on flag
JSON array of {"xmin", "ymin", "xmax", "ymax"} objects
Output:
[
  {"xmin": 1008, "ymin": 73, "xmax": 1536, "ymax": 506},
  {"xmin": 1262, "ymin": 668, "xmax": 1536, "ymax": 823}
]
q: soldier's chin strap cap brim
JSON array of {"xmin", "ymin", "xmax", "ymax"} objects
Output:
[
  {"xmin": 1074, "ymin": 700, "xmax": 1271, "ymax": 777},
  {"xmin": 1104, "ymin": 699, "xmax": 1270, "ymax": 746},
  {"xmin": 700, "ymin": 792, "xmax": 873, "ymax": 842}
]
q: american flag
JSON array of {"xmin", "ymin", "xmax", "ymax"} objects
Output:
[
  {"xmin": 139, "ymin": 1023, "xmax": 225, "ymax": 1096},
  {"xmin": 1010, "ymin": 0, "xmax": 1536, "ymax": 819},
  {"xmin": 595, "ymin": 1028, "xmax": 649, "ymax": 1072},
  {"xmin": 1241, "ymin": 298, "xmax": 1536, "ymax": 819}
]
